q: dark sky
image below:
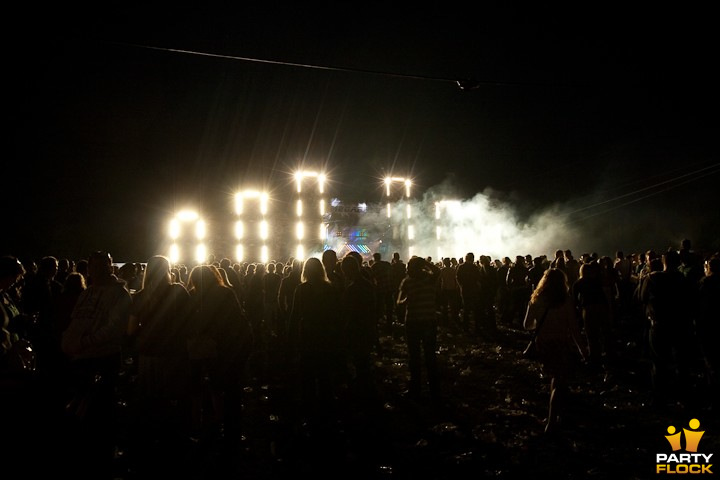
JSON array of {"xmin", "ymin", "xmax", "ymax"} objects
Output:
[{"xmin": 7, "ymin": 4, "xmax": 719, "ymax": 262}]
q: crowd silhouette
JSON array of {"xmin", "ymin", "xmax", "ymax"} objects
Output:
[{"xmin": 1, "ymin": 239, "xmax": 718, "ymax": 478}]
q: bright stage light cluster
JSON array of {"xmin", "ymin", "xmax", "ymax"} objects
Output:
[{"xmin": 166, "ymin": 172, "xmax": 419, "ymax": 265}]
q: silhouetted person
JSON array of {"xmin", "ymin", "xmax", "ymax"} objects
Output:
[
  {"xmin": 438, "ymin": 257, "xmax": 461, "ymax": 329},
  {"xmin": 341, "ymin": 254, "xmax": 379, "ymax": 404},
  {"xmin": 639, "ymin": 249, "xmax": 697, "ymax": 409},
  {"xmin": 186, "ymin": 264, "xmax": 253, "ymax": 456},
  {"xmin": 573, "ymin": 261, "xmax": 610, "ymax": 371},
  {"xmin": 370, "ymin": 251, "xmax": 394, "ymax": 329},
  {"xmin": 61, "ymin": 251, "xmax": 132, "ymax": 479},
  {"xmin": 288, "ymin": 257, "xmax": 344, "ymax": 430},
  {"xmin": 697, "ymin": 254, "xmax": 720, "ymax": 409},
  {"xmin": 456, "ymin": 252, "xmax": 482, "ymax": 334},
  {"xmin": 524, "ymin": 268, "xmax": 586, "ymax": 435},
  {"xmin": 397, "ymin": 256, "xmax": 441, "ymax": 405},
  {"xmin": 126, "ymin": 255, "xmax": 192, "ymax": 475}
]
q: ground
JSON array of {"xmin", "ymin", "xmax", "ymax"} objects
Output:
[{"xmin": 114, "ymin": 321, "xmax": 718, "ymax": 480}]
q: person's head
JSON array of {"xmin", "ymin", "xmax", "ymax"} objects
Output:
[
  {"xmin": 87, "ymin": 251, "xmax": 113, "ymax": 285},
  {"xmin": 291, "ymin": 258, "xmax": 304, "ymax": 277},
  {"xmin": 531, "ymin": 267, "xmax": 569, "ymax": 306},
  {"xmin": 301, "ymin": 257, "xmax": 328, "ymax": 284},
  {"xmin": 705, "ymin": 255, "xmax": 719, "ymax": 276},
  {"xmin": 346, "ymin": 251, "xmax": 363, "ymax": 268},
  {"xmin": 443, "ymin": 257, "xmax": 451, "ymax": 267},
  {"xmin": 58, "ymin": 258, "xmax": 70, "ymax": 272},
  {"xmin": 322, "ymin": 249, "xmax": 338, "ymax": 270},
  {"xmin": 407, "ymin": 256, "xmax": 429, "ymax": 279},
  {"xmin": 38, "ymin": 256, "xmax": 59, "ymax": 279},
  {"xmin": 649, "ymin": 257, "xmax": 663, "ymax": 273},
  {"xmin": 465, "ymin": 252, "xmax": 475, "ymax": 264},
  {"xmin": 373, "ymin": 252, "xmax": 382, "ymax": 263},
  {"xmin": 188, "ymin": 264, "xmax": 223, "ymax": 293},
  {"xmin": 663, "ymin": 249, "xmax": 681, "ymax": 271},
  {"xmin": 579, "ymin": 261, "xmax": 600, "ymax": 280},
  {"xmin": 63, "ymin": 272, "xmax": 87, "ymax": 295},
  {"xmin": 0, "ymin": 255, "xmax": 25, "ymax": 290},
  {"xmin": 341, "ymin": 254, "xmax": 361, "ymax": 280},
  {"xmin": 142, "ymin": 255, "xmax": 172, "ymax": 292}
]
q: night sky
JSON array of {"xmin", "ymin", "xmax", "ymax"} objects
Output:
[{"xmin": 7, "ymin": 4, "xmax": 719, "ymax": 263}]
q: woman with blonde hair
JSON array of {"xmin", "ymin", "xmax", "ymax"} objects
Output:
[{"xmin": 523, "ymin": 267, "xmax": 586, "ymax": 434}]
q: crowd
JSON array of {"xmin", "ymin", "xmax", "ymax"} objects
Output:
[{"xmin": 1, "ymin": 240, "xmax": 718, "ymax": 478}]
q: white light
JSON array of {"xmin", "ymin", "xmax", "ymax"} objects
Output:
[
  {"xmin": 260, "ymin": 245, "xmax": 269, "ymax": 264},
  {"xmin": 235, "ymin": 221, "xmax": 244, "ymax": 239},
  {"xmin": 436, "ymin": 226, "xmax": 441, "ymax": 240},
  {"xmin": 195, "ymin": 220, "xmax": 206, "ymax": 240},
  {"xmin": 169, "ymin": 219, "xmax": 180, "ymax": 240},
  {"xmin": 296, "ymin": 244, "xmax": 305, "ymax": 260},
  {"xmin": 236, "ymin": 244, "xmax": 244, "ymax": 263},
  {"xmin": 435, "ymin": 202, "xmax": 441, "ymax": 220},
  {"xmin": 177, "ymin": 210, "xmax": 198, "ymax": 222},
  {"xmin": 319, "ymin": 223, "xmax": 326, "ymax": 240},
  {"xmin": 295, "ymin": 170, "xmax": 323, "ymax": 193},
  {"xmin": 260, "ymin": 193, "xmax": 268, "ymax": 215},
  {"xmin": 406, "ymin": 204, "xmax": 412, "ymax": 219},
  {"xmin": 296, "ymin": 221, "xmax": 305, "ymax": 240},
  {"xmin": 387, "ymin": 203, "xmax": 391, "ymax": 218},
  {"xmin": 296, "ymin": 199, "xmax": 303, "ymax": 217},
  {"xmin": 234, "ymin": 194, "xmax": 243, "ymax": 215},
  {"xmin": 195, "ymin": 244, "xmax": 207, "ymax": 264},
  {"xmin": 319, "ymin": 199, "xmax": 325, "ymax": 215},
  {"xmin": 408, "ymin": 225, "xmax": 415, "ymax": 240},
  {"xmin": 405, "ymin": 179, "xmax": 412, "ymax": 198},
  {"xmin": 169, "ymin": 244, "xmax": 180, "ymax": 264},
  {"xmin": 259, "ymin": 220, "xmax": 269, "ymax": 240}
]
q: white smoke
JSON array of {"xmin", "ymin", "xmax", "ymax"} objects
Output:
[{"xmin": 322, "ymin": 182, "xmax": 581, "ymax": 263}]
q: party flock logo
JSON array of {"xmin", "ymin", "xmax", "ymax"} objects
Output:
[{"xmin": 656, "ymin": 418, "xmax": 713, "ymax": 474}]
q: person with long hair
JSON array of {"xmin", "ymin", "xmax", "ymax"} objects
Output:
[
  {"xmin": 288, "ymin": 257, "xmax": 343, "ymax": 429},
  {"xmin": 523, "ymin": 267, "xmax": 586, "ymax": 434},
  {"xmin": 126, "ymin": 255, "xmax": 191, "ymax": 473},
  {"xmin": 185, "ymin": 264, "xmax": 253, "ymax": 449}
]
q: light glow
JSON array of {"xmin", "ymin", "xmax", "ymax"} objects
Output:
[{"xmin": 195, "ymin": 244, "xmax": 207, "ymax": 265}]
